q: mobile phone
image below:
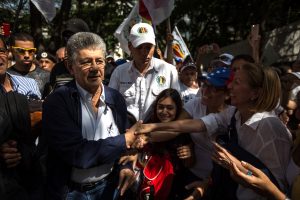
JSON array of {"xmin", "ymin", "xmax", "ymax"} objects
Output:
[
  {"xmin": 2, "ymin": 23, "xmax": 10, "ymax": 36},
  {"xmin": 251, "ymin": 24, "xmax": 259, "ymax": 40}
]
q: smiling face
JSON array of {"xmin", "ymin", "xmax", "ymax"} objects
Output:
[
  {"xmin": 228, "ymin": 69, "xmax": 258, "ymax": 110},
  {"xmin": 0, "ymin": 39, "xmax": 8, "ymax": 76},
  {"xmin": 129, "ymin": 43, "xmax": 155, "ymax": 71},
  {"xmin": 70, "ymin": 48, "xmax": 105, "ymax": 94},
  {"xmin": 156, "ymin": 96, "xmax": 177, "ymax": 123}
]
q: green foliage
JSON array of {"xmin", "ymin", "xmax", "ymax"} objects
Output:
[{"xmin": 1, "ymin": 0, "xmax": 300, "ymax": 56}]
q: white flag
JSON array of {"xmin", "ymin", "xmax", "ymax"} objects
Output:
[
  {"xmin": 142, "ymin": 0, "xmax": 174, "ymax": 25},
  {"xmin": 31, "ymin": 0, "xmax": 56, "ymax": 23},
  {"xmin": 171, "ymin": 26, "xmax": 191, "ymax": 62},
  {"xmin": 114, "ymin": 4, "xmax": 143, "ymax": 55}
]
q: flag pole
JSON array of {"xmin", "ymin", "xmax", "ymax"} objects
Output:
[{"xmin": 165, "ymin": 17, "xmax": 174, "ymax": 64}]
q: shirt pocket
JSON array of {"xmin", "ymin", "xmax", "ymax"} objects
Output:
[{"xmin": 121, "ymin": 86, "xmax": 136, "ymax": 105}]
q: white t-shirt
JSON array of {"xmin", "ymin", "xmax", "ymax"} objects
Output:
[
  {"xmin": 202, "ymin": 108, "xmax": 293, "ymax": 200},
  {"xmin": 180, "ymin": 81, "xmax": 200, "ymax": 105},
  {"xmin": 109, "ymin": 57, "xmax": 180, "ymax": 120}
]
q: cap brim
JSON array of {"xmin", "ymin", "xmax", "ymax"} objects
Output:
[{"xmin": 131, "ymin": 37, "xmax": 156, "ymax": 48}]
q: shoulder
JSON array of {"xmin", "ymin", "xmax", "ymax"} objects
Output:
[
  {"xmin": 112, "ymin": 62, "xmax": 131, "ymax": 73},
  {"xmin": 153, "ymin": 58, "xmax": 177, "ymax": 72}
]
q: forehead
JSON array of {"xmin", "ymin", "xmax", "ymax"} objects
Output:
[
  {"xmin": 158, "ymin": 96, "xmax": 175, "ymax": 104},
  {"xmin": 14, "ymin": 40, "xmax": 34, "ymax": 48},
  {"xmin": 77, "ymin": 48, "xmax": 104, "ymax": 59},
  {"xmin": 40, "ymin": 58, "xmax": 52, "ymax": 62}
]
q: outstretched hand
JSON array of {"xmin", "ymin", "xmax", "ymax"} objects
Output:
[{"xmin": 229, "ymin": 161, "xmax": 285, "ymax": 200}]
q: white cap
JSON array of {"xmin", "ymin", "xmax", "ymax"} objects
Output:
[{"xmin": 129, "ymin": 23, "xmax": 156, "ymax": 48}]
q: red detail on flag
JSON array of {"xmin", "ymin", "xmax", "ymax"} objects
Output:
[{"xmin": 139, "ymin": 0, "xmax": 152, "ymax": 21}]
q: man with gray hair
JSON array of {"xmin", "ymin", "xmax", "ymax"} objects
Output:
[{"xmin": 43, "ymin": 32, "xmax": 137, "ymax": 199}]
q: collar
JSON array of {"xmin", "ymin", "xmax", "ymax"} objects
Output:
[
  {"xmin": 128, "ymin": 58, "xmax": 158, "ymax": 74},
  {"xmin": 76, "ymin": 82, "xmax": 105, "ymax": 105},
  {"xmin": 235, "ymin": 111, "xmax": 273, "ymax": 130}
]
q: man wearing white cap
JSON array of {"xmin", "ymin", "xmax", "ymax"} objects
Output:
[{"xmin": 109, "ymin": 23, "xmax": 180, "ymax": 121}]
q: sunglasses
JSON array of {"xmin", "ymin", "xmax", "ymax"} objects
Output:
[{"xmin": 12, "ymin": 46, "xmax": 36, "ymax": 55}]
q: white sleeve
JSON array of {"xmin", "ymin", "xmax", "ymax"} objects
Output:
[{"xmin": 200, "ymin": 106, "xmax": 235, "ymax": 137}]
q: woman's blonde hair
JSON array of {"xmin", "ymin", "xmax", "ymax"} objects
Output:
[{"xmin": 241, "ymin": 63, "xmax": 281, "ymax": 112}]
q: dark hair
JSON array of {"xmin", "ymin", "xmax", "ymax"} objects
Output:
[
  {"xmin": 231, "ymin": 54, "xmax": 255, "ymax": 65},
  {"xmin": 150, "ymin": 88, "xmax": 182, "ymax": 123},
  {"xmin": 10, "ymin": 32, "xmax": 34, "ymax": 46}
]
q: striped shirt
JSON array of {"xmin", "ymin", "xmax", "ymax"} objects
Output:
[{"xmin": 7, "ymin": 72, "xmax": 41, "ymax": 99}]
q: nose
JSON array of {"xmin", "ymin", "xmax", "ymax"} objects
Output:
[{"xmin": 24, "ymin": 51, "xmax": 30, "ymax": 58}]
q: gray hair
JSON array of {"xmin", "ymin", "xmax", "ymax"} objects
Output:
[{"xmin": 66, "ymin": 32, "xmax": 106, "ymax": 65}]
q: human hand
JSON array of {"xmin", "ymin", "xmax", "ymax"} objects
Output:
[
  {"xmin": 230, "ymin": 161, "xmax": 285, "ymax": 200},
  {"xmin": 118, "ymin": 168, "xmax": 136, "ymax": 196},
  {"xmin": 212, "ymin": 142, "xmax": 242, "ymax": 171},
  {"xmin": 134, "ymin": 123, "xmax": 156, "ymax": 135},
  {"xmin": 119, "ymin": 153, "xmax": 138, "ymax": 166},
  {"xmin": 177, "ymin": 144, "xmax": 192, "ymax": 159},
  {"xmin": 184, "ymin": 179, "xmax": 210, "ymax": 200},
  {"xmin": 125, "ymin": 121, "xmax": 144, "ymax": 148},
  {"xmin": 0, "ymin": 140, "xmax": 22, "ymax": 168}
]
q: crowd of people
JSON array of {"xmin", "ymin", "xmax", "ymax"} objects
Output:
[{"xmin": 0, "ymin": 18, "xmax": 300, "ymax": 200}]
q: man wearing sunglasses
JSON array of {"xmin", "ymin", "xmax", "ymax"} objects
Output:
[
  {"xmin": 0, "ymin": 36, "xmax": 43, "ymax": 199},
  {"xmin": 8, "ymin": 32, "xmax": 50, "ymax": 98}
]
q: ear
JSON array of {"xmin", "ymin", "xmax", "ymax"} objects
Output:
[{"xmin": 128, "ymin": 42, "xmax": 133, "ymax": 51}]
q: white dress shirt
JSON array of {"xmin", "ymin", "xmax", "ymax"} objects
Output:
[
  {"xmin": 71, "ymin": 83, "xmax": 120, "ymax": 183},
  {"xmin": 109, "ymin": 57, "xmax": 180, "ymax": 120},
  {"xmin": 201, "ymin": 107, "xmax": 293, "ymax": 200}
]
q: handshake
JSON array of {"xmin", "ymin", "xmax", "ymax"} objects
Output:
[{"xmin": 124, "ymin": 121, "xmax": 154, "ymax": 149}]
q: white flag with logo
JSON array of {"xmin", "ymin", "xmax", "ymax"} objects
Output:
[
  {"xmin": 114, "ymin": 3, "xmax": 143, "ymax": 55},
  {"xmin": 31, "ymin": 0, "xmax": 56, "ymax": 22},
  {"xmin": 171, "ymin": 26, "xmax": 190, "ymax": 61}
]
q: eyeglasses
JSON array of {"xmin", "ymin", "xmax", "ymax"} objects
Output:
[
  {"xmin": 0, "ymin": 47, "xmax": 7, "ymax": 55},
  {"xmin": 12, "ymin": 46, "xmax": 36, "ymax": 55},
  {"xmin": 78, "ymin": 58, "xmax": 105, "ymax": 70}
]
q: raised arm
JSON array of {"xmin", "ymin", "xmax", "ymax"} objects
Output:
[{"xmin": 136, "ymin": 119, "xmax": 207, "ymax": 135}]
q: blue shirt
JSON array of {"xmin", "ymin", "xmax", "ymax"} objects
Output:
[{"xmin": 8, "ymin": 72, "xmax": 41, "ymax": 99}]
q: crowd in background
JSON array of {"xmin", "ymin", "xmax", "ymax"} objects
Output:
[{"xmin": 0, "ymin": 18, "xmax": 300, "ymax": 200}]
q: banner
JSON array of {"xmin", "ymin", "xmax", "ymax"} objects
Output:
[
  {"xmin": 31, "ymin": 0, "xmax": 56, "ymax": 22},
  {"xmin": 171, "ymin": 26, "xmax": 191, "ymax": 62}
]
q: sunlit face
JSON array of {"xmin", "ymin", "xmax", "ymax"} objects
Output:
[
  {"xmin": 156, "ymin": 97, "xmax": 177, "ymax": 123},
  {"xmin": 201, "ymin": 81, "xmax": 227, "ymax": 108},
  {"xmin": 228, "ymin": 69, "xmax": 258, "ymax": 109},
  {"xmin": 180, "ymin": 67, "xmax": 198, "ymax": 87},
  {"xmin": 39, "ymin": 58, "xmax": 55, "ymax": 72},
  {"xmin": 12, "ymin": 40, "xmax": 35, "ymax": 68},
  {"xmin": 0, "ymin": 40, "xmax": 8, "ymax": 76},
  {"xmin": 70, "ymin": 48, "xmax": 105, "ymax": 94},
  {"xmin": 129, "ymin": 43, "xmax": 155, "ymax": 69}
]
